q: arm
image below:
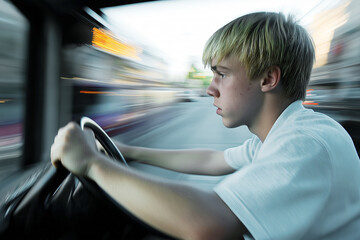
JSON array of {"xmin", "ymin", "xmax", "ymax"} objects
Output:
[
  {"xmin": 116, "ymin": 142, "xmax": 235, "ymax": 176},
  {"xmin": 51, "ymin": 122, "xmax": 248, "ymax": 239},
  {"xmin": 89, "ymin": 155, "xmax": 247, "ymax": 239}
]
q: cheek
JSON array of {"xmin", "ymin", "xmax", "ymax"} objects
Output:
[
  {"xmin": 231, "ymin": 83, "xmax": 261, "ymax": 114},
  {"xmin": 230, "ymin": 81, "xmax": 253, "ymax": 101}
]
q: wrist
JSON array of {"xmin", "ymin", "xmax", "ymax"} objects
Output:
[
  {"xmin": 87, "ymin": 152, "xmax": 108, "ymax": 180},
  {"xmin": 122, "ymin": 145, "xmax": 141, "ymax": 162}
]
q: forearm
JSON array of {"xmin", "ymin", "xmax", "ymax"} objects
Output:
[
  {"xmin": 118, "ymin": 143, "xmax": 232, "ymax": 175},
  {"xmin": 88, "ymin": 157, "xmax": 245, "ymax": 239}
]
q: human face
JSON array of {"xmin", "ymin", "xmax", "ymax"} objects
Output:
[{"xmin": 206, "ymin": 56, "xmax": 263, "ymax": 128}]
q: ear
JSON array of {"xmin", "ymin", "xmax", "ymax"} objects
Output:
[{"xmin": 260, "ymin": 66, "xmax": 281, "ymax": 92}]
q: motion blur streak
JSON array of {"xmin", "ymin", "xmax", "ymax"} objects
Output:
[
  {"xmin": 0, "ymin": 0, "xmax": 28, "ymax": 178},
  {"xmin": 80, "ymin": 91, "xmax": 114, "ymax": 94},
  {"xmin": 92, "ymin": 27, "xmax": 141, "ymax": 60},
  {"xmin": 303, "ymin": 101, "xmax": 319, "ymax": 106},
  {"xmin": 304, "ymin": 0, "xmax": 359, "ymax": 116},
  {"xmin": 61, "ymin": 16, "xmax": 205, "ymax": 137}
]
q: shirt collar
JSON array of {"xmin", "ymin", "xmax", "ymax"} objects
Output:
[{"xmin": 263, "ymin": 100, "xmax": 305, "ymax": 143}]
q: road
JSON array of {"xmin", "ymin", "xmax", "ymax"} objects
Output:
[{"xmin": 113, "ymin": 97, "xmax": 253, "ymax": 150}]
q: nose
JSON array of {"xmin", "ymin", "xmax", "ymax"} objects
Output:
[{"xmin": 206, "ymin": 78, "xmax": 219, "ymax": 98}]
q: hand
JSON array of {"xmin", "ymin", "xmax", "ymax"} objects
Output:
[{"xmin": 50, "ymin": 122, "xmax": 100, "ymax": 176}]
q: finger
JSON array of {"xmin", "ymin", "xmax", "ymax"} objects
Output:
[
  {"xmin": 50, "ymin": 122, "xmax": 78, "ymax": 168},
  {"xmin": 83, "ymin": 127, "xmax": 95, "ymax": 138},
  {"xmin": 83, "ymin": 128, "xmax": 97, "ymax": 149},
  {"xmin": 66, "ymin": 121, "xmax": 80, "ymax": 132},
  {"xmin": 51, "ymin": 124, "xmax": 73, "ymax": 164},
  {"xmin": 50, "ymin": 142, "xmax": 62, "ymax": 168},
  {"xmin": 56, "ymin": 125, "xmax": 67, "ymax": 139}
]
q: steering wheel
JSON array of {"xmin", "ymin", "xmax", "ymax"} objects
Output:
[
  {"xmin": 2, "ymin": 117, "xmax": 134, "ymax": 237},
  {"xmin": 2, "ymin": 116, "xmax": 174, "ymax": 239},
  {"xmin": 8, "ymin": 116, "xmax": 129, "ymax": 208}
]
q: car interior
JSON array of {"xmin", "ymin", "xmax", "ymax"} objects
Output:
[{"xmin": 0, "ymin": 0, "xmax": 181, "ymax": 238}]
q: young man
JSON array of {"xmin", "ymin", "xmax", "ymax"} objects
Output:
[{"xmin": 51, "ymin": 12, "xmax": 360, "ymax": 239}]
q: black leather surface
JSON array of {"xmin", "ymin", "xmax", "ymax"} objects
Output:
[{"xmin": 0, "ymin": 163, "xmax": 154, "ymax": 239}]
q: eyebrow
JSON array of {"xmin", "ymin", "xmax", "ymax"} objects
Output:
[{"xmin": 211, "ymin": 65, "xmax": 230, "ymax": 72}]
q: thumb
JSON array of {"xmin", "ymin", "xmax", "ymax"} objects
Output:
[{"xmin": 83, "ymin": 128, "xmax": 97, "ymax": 150}]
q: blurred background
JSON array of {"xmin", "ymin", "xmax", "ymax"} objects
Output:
[{"xmin": 0, "ymin": 0, "xmax": 359, "ymax": 179}]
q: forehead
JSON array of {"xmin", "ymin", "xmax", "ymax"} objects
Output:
[{"xmin": 211, "ymin": 55, "xmax": 243, "ymax": 71}]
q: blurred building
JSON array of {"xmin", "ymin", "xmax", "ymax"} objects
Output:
[
  {"xmin": 62, "ymin": 27, "xmax": 170, "ymax": 88},
  {"xmin": 305, "ymin": 0, "xmax": 360, "ymax": 110}
]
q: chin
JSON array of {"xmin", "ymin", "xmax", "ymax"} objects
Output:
[{"xmin": 222, "ymin": 119, "xmax": 240, "ymax": 128}]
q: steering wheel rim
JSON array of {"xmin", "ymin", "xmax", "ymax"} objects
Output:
[{"xmin": 80, "ymin": 116, "xmax": 128, "ymax": 167}]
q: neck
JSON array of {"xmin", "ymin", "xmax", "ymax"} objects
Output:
[{"xmin": 249, "ymin": 94, "xmax": 293, "ymax": 142}]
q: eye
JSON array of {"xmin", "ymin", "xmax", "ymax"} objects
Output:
[
  {"xmin": 219, "ymin": 73, "xmax": 226, "ymax": 78},
  {"xmin": 211, "ymin": 70, "xmax": 226, "ymax": 79}
]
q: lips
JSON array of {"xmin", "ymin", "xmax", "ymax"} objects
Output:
[{"xmin": 213, "ymin": 104, "xmax": 222, "ymax": 115}]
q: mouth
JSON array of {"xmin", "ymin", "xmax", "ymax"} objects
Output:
[{"xmin": 213, "ymin": 104, "xmax": 222, "ymax": 115}]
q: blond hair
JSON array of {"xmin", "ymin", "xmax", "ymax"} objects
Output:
[{"xmin": 202, "ymin": 12, "xmax": 315, "ymax": 101}]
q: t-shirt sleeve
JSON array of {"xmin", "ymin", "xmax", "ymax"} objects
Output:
[
  {"xmin": 215, "ymin": 132, "xmax": 332, "ymax": 239},
  {"xmin": 224, "ymin": 135, "xmax": 261, "ymax": 169}
]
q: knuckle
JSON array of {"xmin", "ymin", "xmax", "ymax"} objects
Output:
[
  {"xmin": 67, "ymin": 122, "xmax": 77, "ymax": 130},
  {"xmin": 65, "ymin": 122, "xmax": 79, "ymax": 135},
  {"xmin": 63, "ymin": 131, "xmax": 71, "ymax": 142}
]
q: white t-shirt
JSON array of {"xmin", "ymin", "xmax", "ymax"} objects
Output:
[{"xmin": 214, "ymin": 100, "xmax": 360, "ymax": 240}]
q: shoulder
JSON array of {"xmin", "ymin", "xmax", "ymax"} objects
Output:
[
  {"xmin": 271, "ymin": 106, "xmax": 352, "ymax": 148},
  {"xmin": 261, "ymin": 108, "xmax": 358, "ymax": 171}
]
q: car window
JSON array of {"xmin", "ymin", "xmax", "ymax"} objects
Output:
[
  {"xmin": 60, "ymin": 25, "xmax": 181, "ymax": 136},
  {"xmin": 0, "ymin": 0, "xmax": 29, "ymax": 180}
]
